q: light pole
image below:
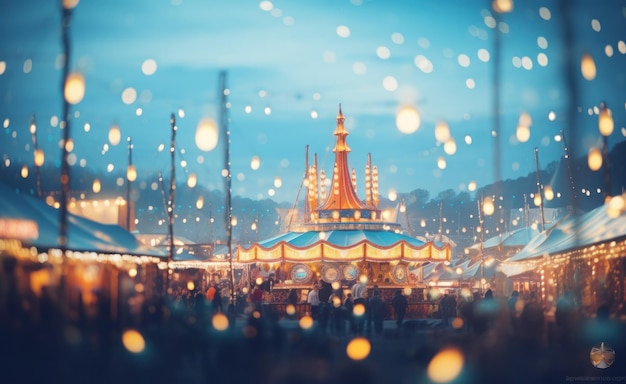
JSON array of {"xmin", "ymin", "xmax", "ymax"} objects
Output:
[
  {"xmin": 598, "ymin": 101, "xmax": 613, "ymax": 202},
  {"xmin": 126, "ymin": 137, "xmax": 136, "ymax": 231}
]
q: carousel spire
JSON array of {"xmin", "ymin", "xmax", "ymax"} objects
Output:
[{"xmin": 317, "ymin": 105, "xmax": 378, "ymax": 221}]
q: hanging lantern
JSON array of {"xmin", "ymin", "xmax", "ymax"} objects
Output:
[{"xmin": 587, "ymin": 147, "xmax": 602, "ymax": 171}]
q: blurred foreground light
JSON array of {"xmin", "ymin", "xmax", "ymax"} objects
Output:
[
  {"xmin": 64, "ymin": 72, "xmax": 85, "ymax": 105},
  {"xmin": 346, "ymin": 337, "xmax": 371, "ymax": 361},
  {"xmin": 353, "ymin": 303, "xmax": 365, "ymax": 317},
  {"xmin": 468, "ymin": 181, "xmax": 477, "ymax": 192},
  {"xmin": 581, "ymin": 53, "xmax": 596, "ymax": 80},
  {"xmin": 492, "ymin": 0, "xmax": 513, "ymax": 13},
  {"xmin": 516, "ymin": 125, "xmax": 530, "ymax": 142},
  {"xmin": 141, "ymin": 59, "xmax": 157, "ymax": 76},
  {"xmin": 212, "ymin": 313, "xmax": 229, "ymax": 331},
  {"xmin": 299, "ymin": 315, "xmax": 314, "ymax": 330},
  {"xmin": 587, "ymin": 147, "xmax": 602, "ymax": 171},
  {"xmin": 285, "ymin": 304, "xmax": 296, "ymax": 316},
  {"xmin": 21, "ymin": 165, "xmax": 28, "ymax": 178},
  {"xmin": 250, "ymin": 156, "xmax": 261, "ymax": 170},
  {"xmin": 196, "ymin": 196, "xmax": 204, "ymax": 210},
  {"xmin": 427, "ymin": 347, "xmax": 464, "ymax": 383},
  {"xmin": 544, "ymin": 185, "xmax": 554, "ymax": 200},
  {"xmin": 63, "ymin": 0, "xmax": 80, "ymax": 9},
  {"xmin": 274, "ymin": 176, "xmax": 282, "ymax": 188},
  {"xmin": 186, "ymin": 281, "xmax": 195, "ymax": 291},
  {"xmin": 195, "ymin": 118, "xmax": 218, "ymax": 151},
  {"xmin": 443, "ymin": 139, "xmax": 457, "ymax": 155},
  {"xmin": 187, "ymin": 173, "xmax": 197, "ymax": 188},
  {"xmin": 122, "ymin": 329, "xmax": 145, "ymax": 354},
  {"xmin": 396, "ymin": 106, "xmax": 421, "ymax": 134}
]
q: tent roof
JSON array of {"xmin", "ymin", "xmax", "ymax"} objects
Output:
[
  {"xmin": 506, "ymin": 201, "xmax": 626, "ymax": 262},
  {"xmin": 0, "ymin": 182, "xmax": 165, "ymax": 257}
]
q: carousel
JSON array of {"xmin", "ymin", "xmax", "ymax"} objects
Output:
[{"xmin": 237, "ymin": 106, "xmax": 451, "ymax": 312}]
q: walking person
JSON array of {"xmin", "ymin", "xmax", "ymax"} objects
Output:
[
  {"xmin": 392, "ymin": 289, "xmax": 408, "ymax": 330},
  {"xmin": 307, "ymin": 284, "xmax": 320, "ymax": 321}
]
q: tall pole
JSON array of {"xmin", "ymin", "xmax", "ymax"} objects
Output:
[
  {"xmin": 59, "ymin": 4, "xmax": 73, "ymax": 249},
  {"xmin": 167, "ymin": 113, "xmax": 177, "ymax": 292},
  {"xmin": 30, "ymin": 114, "xmax": 43, "ymax": 199},
  {"xmin": 560, "ymin": 129, "xmax": 578, "ymax": 209},
  {"xmin": 534, "ymin": 147, "xmax": 546, "ymax": 231},
  {"xmin": 126, "ymin": 137, "xmax": 133, "ymax": 231},
  {"xmin": 477, "ymin": 198, "xmax": 485, "ymax": 292},
  {"xmin": 218, "ymin": 71, "xmax": 236, "ymax": 318}
]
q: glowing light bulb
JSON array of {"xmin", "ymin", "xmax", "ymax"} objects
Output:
[
  {"xmin": 396, "ymin": 106, "xmax": 420, "ymax": 134},
  {"xmin": 581, "ymin": 53, "xmax": 596, "ymax": 80},
  {"xmin": 92, "ymin": 179, "xmax": 101, "ymax": 193},
  {"xmin": 588, "ymin": 147, "xmax": 602, "ymax": 171},
  {"xmin": 109, "ymin": 125, "xmax": 121, "ymax": 146},
  {"xmin": 598, "ymin": 104, "xmax": 614, "ymax": 136},
  {"xmin": 64, "ymin": 72, "xmax": 85, "ymax": 104},
  {"xmin": 126, "ymin": 165, "xmax": 137, "ymax": 182},
  {"xmin": 195, "ymin": 118, "xmax": 218, "ymax": 151}
]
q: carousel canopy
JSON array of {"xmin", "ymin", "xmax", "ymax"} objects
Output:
[
  {"xmin": 237, "ymin": 229, "xmax": 450, "ymax": 263},
  {"xmin": 0, "ymin": 182, "xmax": 165, "ymax": 257},
  {"xmin": 469, "ymin": 226, "xmax": 542, "ymax": 252}
]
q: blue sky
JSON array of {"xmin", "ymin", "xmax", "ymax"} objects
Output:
[{"xmin": 1, "ymin": 0, "xmax": 625, "ymax": 204}]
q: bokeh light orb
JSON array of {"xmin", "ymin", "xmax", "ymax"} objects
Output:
[
  {"xmin": 212, "ymin": 313, "xmax": 229, "ymax": 331},
  {"xmin": 395, "ymin": 106, "xmax": 420, "ymax": 134},
  {"xmin": 346, "ymin": 337, "xmax": 371, "ymax": 361},
  {"xmin": 122, "ymin": 329, "xmax": 145, "ymax": 354},
  {"xmin": 427, "ymin": 347, "xmax": 464, "ymax": 383},
  {"xmin": 299, "ymin": 315, "xmax": 314, "ymax": 330},
  {"xmin": 64, "ymin": 72, "xmax": 85, "ymax": 105},
  {"xmin": 195, "ymin": 118, "xmax": 219, "ymax": 151}
]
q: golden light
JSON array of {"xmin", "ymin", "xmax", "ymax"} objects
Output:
[
  {"xmin": 353, "ymin": 303, "xmax": 366, "ymax": 317},
  {"xmin": 195, "ymin": 118, "xmax": 219, "ymax": 151},
  {"xmin": 196, "ymin": 196, "xmax": 204, "ymax": 210},
  {"xmin": 359, "ymin": 274, "xmax": 368, "ymax": 284},
  {"xmin": 65, "ymin": 138, "xmax": 74, "ymax": 152},
  {"xmin": 212, "ymin": 313, "xmax": 229, "ymax": 331},
  {"xmin": 598, "ymin": 104, "xmax": 614, "ymax": 136},
  {"xmin": 21, "ymin": 165, "xmax": 28, "ymax": 178},
  {"xmin": 285, "ymin": 304, "xmax": 296, "ymax": 316},
  {"xmin": 121, "ymin": 329, "xmax": 145, "ymax": 354},
  {"xmin": 388, "ymin": 188, "xmax": 398, "ymax": 201},
  {"xmin": 346, "ymin": 337, "xmax": 371, "ymax": 361},
  {"xmin": 331, "ymin": 281, "xmax": 341, "ymax": 290},
  {"xmin": 437, "ymin": 157, "xmax": 447, "ymax": 170},
  {"xmin": 255, "ymin": 277, "xmax": 263, "ymax": 286},
  {"xmin": 483, "ymin": 196, "xmax": 495, "ymax": 216},
  {"xmin": 62, "ymin": 0, "xmax": 80, "ymax": 9},
  {"xmin": 544, "ymin": 185, "xmax": 554, "ymax": 201},
  {"xmin": 231, "ymin": 216, "xmax": 238, "ymax": 226},
  {"xmin": 126, "ymin": 165, "xmax": 137, "ymax": 182},
  {"xmin": 516, "ymin": 125, "xmax": 530, "ymax": 142},
  {"xmin": 468, "ymin": 181, "xmax": 477, "ymax": 192},
  {"xmin": 109, "ymin": 125, "xmax": 121, "ymax": 146},
  {"xmin": 299, "ymin": 315, "xmax": 314, "ymax": 330},
  {"xmin": 534, "ymin": 194, "xmax": 542, "ymax": 206},
  {"xmin": 607, "ymin": 195, "xmax": 625, "ymax": 218},
  {"xmin": 581, "ymin": 53, "xmax": 596, "ymax": 80},
  {"xmin": 492, "ymin": 0, "xmax": 513, "ymax": 13},
  {"xmin": 396, "ymin": 105, "xmax": 421, "ymax": 134},
  {"xmin": 451, "ymin": 317, "xmax": 464, "ymax": 329},
  {"xmin": 427, "ymin": 347, "xmax": 464, "ymax": 383},
  {"xmin": 34, "ymin": 149, "xmax": 44, "ymax": 167},
  {"xmin": 587, "ymin": 147, "xmax": 603, "ymax": 171},
  {"xmin": 250, "ymin": 156, "xmax": 261, "ymax": 170},
  {"xmin": 435, "ymin": 121, "xmax": 450, "ymax": 143},
  {"xmin": 64, "ymin": 72, "xmax": 85, "ymax": 104},
  {"xmin": 128, "ymin": 268, "xmax": 137, "ymax": 278},
  {"xmin": 187, "ymin": 173, "xmax": 197, "ymax": 188},
  {"xmin": 274, "ymin": 176, "xmax": 282, "ymax": 188},
  {"xmin": 443, "ymin": 138, "xmax": 457, "ymax": 155},
  {"xmin": 92, "ymin": 179, "xmax": 101, "ymax": 193},
  {"xmin": 186, "ymin": 281, "xmax": 195, "ymax": 291},
  {"xmin": 403, "ymin": 287, "xmax": 412, "ymax": 296}
]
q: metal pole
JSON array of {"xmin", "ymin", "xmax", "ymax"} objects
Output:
[
  {"xmin": 30, "ymin": 115, "xmax": 43, "ymax": 199},
  {"xmin": 534, "ymin": 148, "xmax": 546, "ymax": 231},
  {"xmin": 59, "ymin": 4, "xmax": 73, "ymax": 249},
  {"xmin": 126, "ymin": 137, "xmax": 133, "ymax": 230},
  {"xmin": 167, "ymin": 114, "xmax": 177, "ymax": 293}
]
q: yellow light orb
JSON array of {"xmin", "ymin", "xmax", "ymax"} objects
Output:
[
  {"xmin": 92, "ymin": 179, "xmax": 101, "ymax": 193},
  {"xmin": 187, "ymin": 173, "xmax": 197, "ymax": 188},
  {"xmin": 443, "ymin": 138, "xmax": 457, "ymax": 155},
  {"xmin": 581, "ymin": 53, "xmax": 596, "ymax": 80},
  {"xmin": 516, "ymin": 125, "xmax": 530, "ymax": 143},
  {"xmin": 437, "ymin": 157, "xmax": 447, "ymax": 170},
  {"xmin": 396, "ymin": 105, "xmax": 421, "ymax": 134},
  {"xmin": 212, "ymin": 313, "xmax": 229, "ymax": 331},
  {"xmin": 274, "ymin": 176, "xmax": 282, "ymax": 188},
  {"xmin": 359, "ymin": 274, "xmax": 368, "ymax": 284},
  {"xmin": 195, "ymin": 118, "xmax": 218, "ymax": 151},
  {"xmin": 64, "ymin": 72, "xmax": 85, "ymax": 104},
  {"xmin": 186, "ymin": 281, "xmax": 195, "ymax": 291},
  {"xmin": 483, "ymin": 196, "xmax": 495, "ymax": 216},
  {"xmin": 353, "ymin": 303, "xmax": 366, "ymax": 317},
  {"xmin": 128, "ymin": 268, "xmax": 137, "ymax": 278},
  {"xmin": 468, "ymin": 181, "xmax": 477, "ymax": 192},
  {"xmin": 34, "ymin": 149, "xmax": 45, "ymax": 167},
  {"xmin": 126, "ymin": 165, "xmax": 137, "ymax": 182},
  {"xmin": 250, "ymin": 156, "xmax": 261, "ymax": 170},
  {"xmin": 285, "ymin": 304, "xmax": 296, "ymax": 316},
  {"xmin": 534, "ymin": 195, "xmax": 542, "ymax": 207},
  {"xmin": 62, "ymin": 0, "xmax": 80, "ymax": 9},
  {"xmin": 21, "ymin": 165, "xmax": 28, "ymax": 178},
  {"xmin": 403, "ymin": 287, "xmax": 412, "ymax": 296},
  {"xmin": 427, "ymin": 347, "xmax": 464, "ymax": 383},
  {"xmin": 587, "ymin": 147, "xmax": 602, "ymax": 171},
  {"xmin": 109, "ymin": 125, "xmax": 121, "ymax": 146},
  {"xmin": 346, "ymin": 337, "xmax": 371, "ymax": 361},
  {"xmin": 121, "ymin": 329, "xmax": 145, "ymax": 354},
  {"xmin": 255, "ymin": 277, "xmax": 263, "ymax": 286},
  {"xmin": 299, "ymin": 315, "xmax": 314, "ymax": 330},
  {"xmin": 492, "ymin": 0, "xmax": 513, "ymax": 13},
  {"xmin": 544, "ymin": 185, "xmax": 554, "ymax": 201},
  {"xmin": 598, "ymin": 106, "xmax": 614, "ymax": 136},
  {"xmin": 451, "ymin": 317, "xmax": 464, "ymax": 329},
  {"xmin": 435, "ymin": 121, "xmax": 451, "ymax": 143},
  {"xmin": 196, "ymin": 196, "xmax": 204, "ymax": 210}
]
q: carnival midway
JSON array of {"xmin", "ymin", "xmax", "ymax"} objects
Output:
[{"xmin": 2, "ymin": 1, "xmax": 626, "ymax": 384}]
